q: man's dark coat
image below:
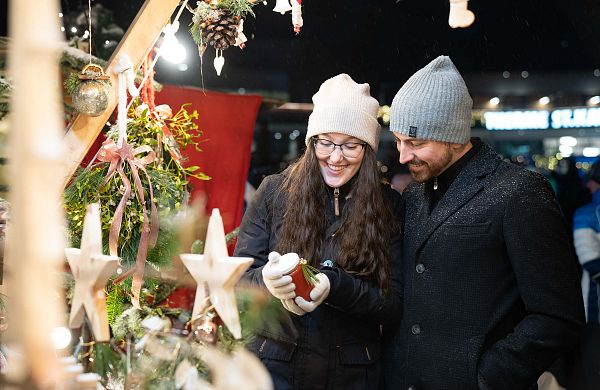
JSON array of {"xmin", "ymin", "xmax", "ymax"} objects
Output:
[{"xmin": 383, "ymin": 142, "xmax": 584, "ymax": 390}]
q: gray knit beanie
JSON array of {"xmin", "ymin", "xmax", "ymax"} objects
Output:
[
  {"xmin": 390, "ymin": 56, "xmax": 472, "ymax": 144},
  {"xmin": 306, "ymin": 73, "xmax": 381, "ymax": 151}
]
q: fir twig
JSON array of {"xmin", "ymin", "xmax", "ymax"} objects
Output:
[
  {"xmin": 300, "ymin": 259, "xmax": 320, "ymax": 286},
  {"xmin": 220, "ymin": 0, "xmax": 256, "ymax": 18},
  {"xmin": 64, "ymin": 72, "xmax": 82, "ymax": 95}
]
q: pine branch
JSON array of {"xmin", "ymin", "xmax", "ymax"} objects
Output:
[
  {"xmin": 106, "ymin": 283, "xmax": 125, "ymax": 326},
  {"xmin": 219, "ymin": 0, "xmax": 256, "ymax": 18}
]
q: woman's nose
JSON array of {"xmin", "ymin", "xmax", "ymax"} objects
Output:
[{"xmin": 329, "ymin": 146, "xmax": 344, "ymax": 162}]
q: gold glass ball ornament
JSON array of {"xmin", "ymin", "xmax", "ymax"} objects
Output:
[{"xmin": 72, "ymin": 64, "xmax": 111, "ymax": 117}]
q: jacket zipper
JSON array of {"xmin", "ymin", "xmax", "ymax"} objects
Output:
[
  {"xmin": 259, "ymin": 338, "xmax": 267, "ymax": 353},
  {"xmin": 433, "ymin": 177, "xmax": 438, "ymax": 190},
  {"xmin": 334, "ymin": 187, "xmax": 340, "ymax": 216}
]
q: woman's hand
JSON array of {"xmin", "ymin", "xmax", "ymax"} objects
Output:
[
  {"xmin": 261, "ymin": 251, "xmax": 296, "ymax": 299},
  {"xmin": 295, "ymin": 273, "xmax": 330, "ymax": 312},
  {"xmin": 281, "ymin": 298, "xmax": 307, "ymax": 316}
]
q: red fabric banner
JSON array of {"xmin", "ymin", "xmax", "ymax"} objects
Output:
[{"xmin": 156, "ymin": 85, "xmax": 262, "ymax": 236}]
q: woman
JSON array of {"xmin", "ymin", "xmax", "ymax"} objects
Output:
[{"xmin": 235, "ymin": 74, "xmax": 403, "ymax": 389}]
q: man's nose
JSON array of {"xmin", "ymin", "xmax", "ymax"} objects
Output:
[{"xmin": 398, "ymin": 143, "xmax": 414, "ymax": 164}]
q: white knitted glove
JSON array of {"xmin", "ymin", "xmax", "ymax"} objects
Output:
[
  {"xmin": 281, "ymin": 298, "xmax": 307, "ymax": 316},
  {"xmin": 294, "ymin": 273, "xmax": 330, "ymax": 312},
  {"xmin": 261, "ymin": 251, "xmax": 296, "ymax": 300}
]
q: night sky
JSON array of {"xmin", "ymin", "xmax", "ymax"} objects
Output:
[{"xmin": 4, "ymin": 0, "xmax": 600, "ymax": 102}]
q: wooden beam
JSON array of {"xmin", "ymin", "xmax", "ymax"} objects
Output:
[
  {"xmin": 60, "ymin": 0, "xmax": 181, "ymax": 188},
  {"xmin": 7, "ymin": 0, "xmax": 66, "ymax": 384}
]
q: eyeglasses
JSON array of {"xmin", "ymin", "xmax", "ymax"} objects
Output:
[{"xmin": 312, "ymin": 137, "xmax": 366, "ymax": 158}]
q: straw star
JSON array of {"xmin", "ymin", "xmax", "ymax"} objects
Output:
[
  {"xmin": 66, "ymin": 203, "xmax": 119, "ymax": 341},
  {"xmin": 180, "ymin": 209, "xmax": 252, "ymax": 339}
]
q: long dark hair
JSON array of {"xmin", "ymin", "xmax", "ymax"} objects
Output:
[{"xmin": 275, "ymin": 143, "xmax": 395, "ymax": 292}]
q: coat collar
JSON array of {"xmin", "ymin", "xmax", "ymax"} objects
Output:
[{"xmin": 412, "ymin": 142, "xmax": 502, "ymax": 255}]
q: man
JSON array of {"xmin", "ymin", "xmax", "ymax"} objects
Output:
[
  {"xmin": 572, "ymin": 159, "xmax": 600, "ymax": 389},
  {"xmin": 382, "ymin": 56, "xmax": 584, "ymax": 390}
]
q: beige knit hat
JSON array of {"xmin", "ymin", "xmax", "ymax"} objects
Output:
[{"xmin": 305, "ymin": 74, "xmax": 381, "ymax": 151}]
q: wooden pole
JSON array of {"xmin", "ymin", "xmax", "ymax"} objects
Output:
[
  {"xmin": 5, "ymin": 0, "xmax": 66, "ymax": 386},
  {"xmin": 60, "ymin": 0, "xmax": 182, "ymax": 189}
]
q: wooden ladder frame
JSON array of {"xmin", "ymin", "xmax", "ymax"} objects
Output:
[{"xmin": 60, "ymin": 0, "xmax": 182, "ymax": 188}]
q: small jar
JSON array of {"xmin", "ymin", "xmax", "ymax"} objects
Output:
[{"xmin": 274, "ymin": 253, "xmax": 315, "ymax": 301}]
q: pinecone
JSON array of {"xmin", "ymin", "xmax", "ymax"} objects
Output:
[{"xmin": 201, "ymin": 11, "xmax": 239, "ymax": 51}]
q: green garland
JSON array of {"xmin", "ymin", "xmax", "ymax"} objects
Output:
[
  {"xmin": 64, "ymin": 100, "xmax": 209, "ymax": 280},
  {"xmin": 94, "ymin": 287, "xmax": 284, "ymax": 388}
]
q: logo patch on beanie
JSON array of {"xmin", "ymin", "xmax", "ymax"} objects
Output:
[{"xmin": 408, "ymin": 126, "xmax": 418, "ymax": 138}]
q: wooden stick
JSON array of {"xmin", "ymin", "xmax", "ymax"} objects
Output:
[{"xmin": 6, "ymin": 0, "xmax": 67, "ymax": 386}]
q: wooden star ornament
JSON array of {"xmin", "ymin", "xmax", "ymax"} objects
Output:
[
  {"xmin": 65, "ymin": 203, "xmax": 119, "ymax": 341},
  {"xmin": 180, "ymin": 209, "xmax": 252, "ymax": 339},
  {"xmin": 201, "ymin": 346, "xmax": 273, "ymax": 390}
]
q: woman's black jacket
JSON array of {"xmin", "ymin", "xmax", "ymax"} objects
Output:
[{"xmin": 234, "ymin": 173, "xmax": 403, "ymax": 390}]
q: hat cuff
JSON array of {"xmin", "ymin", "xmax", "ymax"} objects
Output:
[
  {"xmin": 306, "ymin": 106, "xmax": 381, "ymax": 151},
  {"xmin": 390, "ymin": 118, "xmax": 470, "ymax": 144}
]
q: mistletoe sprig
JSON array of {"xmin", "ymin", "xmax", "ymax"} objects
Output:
[
  {"xmin": 114, "ymin": 103, "xmax": 210, "ymax": 181},
  {"xmin": 65, "ymin": 101, "xmax": 209, "ymax": 272}
]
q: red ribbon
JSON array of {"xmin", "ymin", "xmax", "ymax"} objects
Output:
[{"xmin": 97, "ymin": 138, "xmax": 159, "ymax": 308}]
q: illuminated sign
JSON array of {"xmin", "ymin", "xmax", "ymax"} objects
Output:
[
  {"xmin": 484, "ymin": 107, "xmax": 600, "ymax": 130},
  {"xmin": 484, "ymin": 110, "xmax": 549, "ymax": 130},
  {"xmin": 551, "ymin": 108, "xmax": 600, "ymax": 129}
]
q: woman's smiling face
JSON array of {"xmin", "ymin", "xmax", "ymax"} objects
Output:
[{"xmin": 314, "ymin": 132, "xmax": 366, "ymax": 188}]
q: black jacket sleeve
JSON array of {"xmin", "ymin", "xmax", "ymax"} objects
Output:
[
  {"xmin": 234, "ymin": 175, "xmax": 279, "ymax": 289},
  {"xmin": 321, "ymin": 189, "xmax": 404, "ymax": 327},
  {"xmin": 478, "ymin": 172, "xmax": 585, "ymax": 390}
]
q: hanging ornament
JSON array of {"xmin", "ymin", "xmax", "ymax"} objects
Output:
[
  {"xmin": 71, "ymin": 64, "xmax": 111, "ymax": 117},
  {"xmin": 291, "ymin": 0, "xmax": 303, "ymax": 34},
  {"xmin": 70, "ymin": 0, "xmax": 112, "ymax": 117},
  {"xmin": 202, "ymin": 11, "xmax": 240, "ymax": 50},
  {"xmin": 448, "ymin": 0, "xmax": 475, "ymax": 28},
  {"xmin": 191, "ymin": 310, "xmax": 218, "ymax": 345},
  {"xmin": 180, "ymin": 209, "xmax": 253, "ymax": 339},
  {"xmin": 234, "ymin": 19, "xmax": 248, "ymax": 49},
  {"xmin": 273, "ymin": 0, "xmax": 292, "ymax": 14},
  {"xmin": 190, "ymin": 1, "xmax": 257, "ymax": 77},
  {"xmin": 65, "ymin": 203, "xmax": 120, "ymax": 341},
  {"xmin": 214, "ymin": 50, "xmax": 225, "ymax": 76}
]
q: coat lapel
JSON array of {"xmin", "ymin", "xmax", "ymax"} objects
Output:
[
  {"xmin": 405, "ymin": 182, "xmax": 429, "ymax": 254},
  {"xmin": 414, "ymin": 144, "xmax": 501, "ymax": 256}
]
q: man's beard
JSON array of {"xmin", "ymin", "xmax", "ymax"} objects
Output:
[{"xmin": 408, "ymin": 147, "xmax": 453, "ymax": 183}]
